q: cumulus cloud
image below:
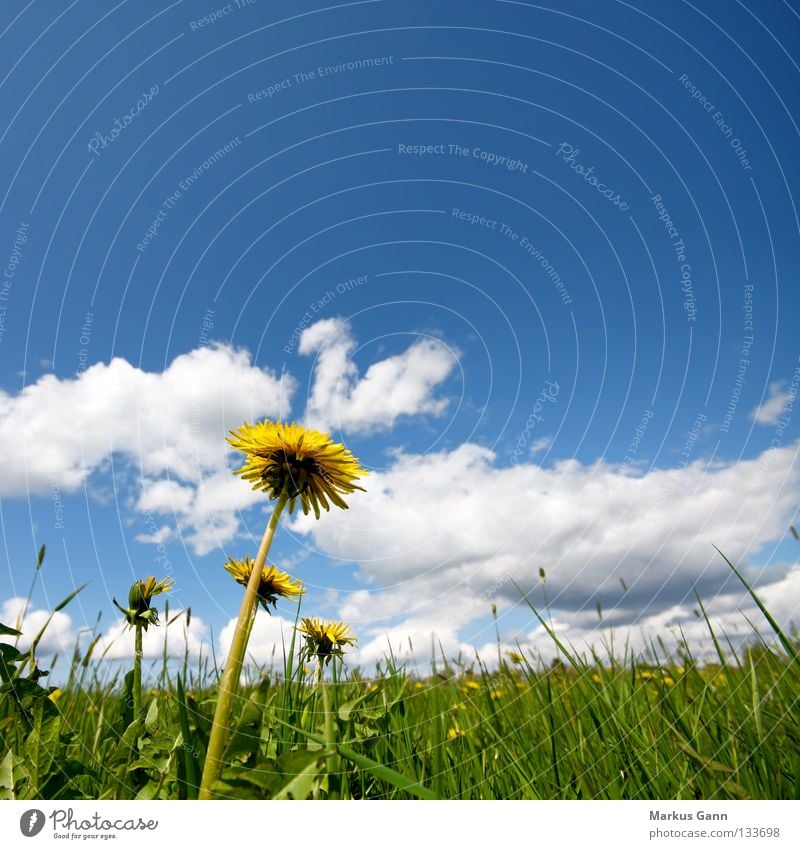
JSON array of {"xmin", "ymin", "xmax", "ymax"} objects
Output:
[
  {"xmin": 0, "ymin": 324, "xmax": 462, "ymax": 555},
  {"xmin": 750, "ymin": 380, "xmax": 797, "ymax": 425},
  {"xmin": 0, "ymin": 597, "xmax": 78, "ymax": 656},
  {"xmin": 96, "ymin": 609, "xmax": 207, "ymax": 660},
  {"xmin": 0, "ymin": 342, "xmax": 294, "ymax": 552},
  {"xmin": 218, "ymin": 609, "xmax": 298, "ymax": 670},
  {"xmin": 342, "ymin": 562, "xmax": 800, "ymax": 670},
  {"xmin": 0, "ymin": 596, "xmax": 209, "ymax": 663},
  {"xmin": 299, "ymin": 318, "xmax": 457, "ymax": 433},
  {"xmin": 292, "ymin": 440, "xmax": 800, "ymax": 646}
]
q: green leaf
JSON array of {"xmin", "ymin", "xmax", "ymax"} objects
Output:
[
  {"xmin": 271, "ymin": 715, "xmax": 436, "ymax": 800},
  {"xmin": 0, "ymin": 678, "xmax": 46, "ymax": 700},
  {"xmin": 174, "ymin": 675, "xmax": 200, "ymax": 800},
  {"xmin": 136, "ymin": 782, "xmax": 159, "ymax": 800},
  {"xmin": 0, "ymin": 643, "xmax": 25, "ymax": 665},
  {"xmin": 0, "ymin": 622, "xmax": 22, "ymax": 638},
  {"xmin": 0, "ymin": 749, "xmax": 14, "ymax": 800},
  {"xmin": 23, "ymin": 698, "xmax": 61, "ymax": 792},
  {"xmin": 54, "ymin": 582, "xmax": 90, "ymax": 613},
  {"xmin": 144, "ymin": 698, "xmax": 159, "ymax": 733},
  {"xmin": 272, "ymin": 749, "xmax": 328, "ymax": 800}
]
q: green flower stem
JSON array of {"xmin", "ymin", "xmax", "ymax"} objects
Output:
[
  {"xmin": 320, "ymin": 662, "xmax": 339, "ymax": 797},
  {"xmin": 133, "ymin": 623, "xmax": 143, "ymax": 722},
  {"xmin": 199, "ymin": 491, "xmax": 290, "ymax": 799}
]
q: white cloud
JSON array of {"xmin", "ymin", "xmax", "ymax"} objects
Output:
[
  {"xmin": 218, "ymin": 609, "xmax": 299, "ymax": 669},
  {"xmin": 0, "ymin": 343, "xmax": 294, "ymax": 552},
  {"xmin": 96, "ymin": 609, "xmax": 207, "ymax": 660},
  {"xmin": 750, "ymin": 380, "xmax": 795, "ymax": 425},
  {"xmin": 299, "ymin": 318, "xmax": 457, "ymax": 433},
  {"xmin": 292, "ymin": 440, "xmax": 800, "ymax": 642},
  {"xmin": 530, "ymin": 436, "xmax": 553, "ymax": 454},
  {"xmin": 0, "ymin": 597, "xmax": 78, "ymax": 656}
]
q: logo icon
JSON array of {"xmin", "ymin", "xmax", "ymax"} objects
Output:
[{"xmin": 20, "ymin": 810, "xmax": 46, "ymax": 837}]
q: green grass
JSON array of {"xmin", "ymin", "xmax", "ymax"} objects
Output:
[{"xmin": 2, "ymin": 556, "xmax": 799, "ymax": 800}]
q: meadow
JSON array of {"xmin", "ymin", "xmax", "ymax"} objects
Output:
[{"xmin": 2, "ymin": 547, "xmax": 798, "ymax": 801}]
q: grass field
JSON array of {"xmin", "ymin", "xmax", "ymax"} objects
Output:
[{"xmin": 2, "ymin": 550, "xmax": 799, "ymax": 801}]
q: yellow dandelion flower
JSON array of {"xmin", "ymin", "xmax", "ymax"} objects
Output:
[
  {"xmin": 490, "ymin": 690, "xmax": 505, "ymax": 700},
  {"xmin": 507, "ymin": 650, "xmax": 525, "ymax": 664},
  {"xmin": 298, "ymin": 617, "xmax": 357, "ymax": 664},
  {"xmin": 224, "ymin": 556, "xmax": 304, "ymax": 610},
  {"xmin": 676, "ymin": 666, "xmax": 685, "ymax": 675},
  {"xmin": 464, "ymin": 680, "xmax": 481, "ymax": 691},
  {"xmin": 48, "ymin": 688, "xmax": 63, "ymax": 702},
  {"xmin": 447, "ymin": 727, "xmax": 463, "ymax": 740},
  {"xmin": 227, "ymin": 419, "xmax": 368, "ymax": 518},
  {"xmin": 639, "ymin": 670, "xmax": 654, "ymax": 680},
  {"xmin": 662, "ymin": 676, "xmax": 675, "ymax": 686},
  {"xmin": 592, "ymin": 673, "xmax": 602, "ymax": 684}
]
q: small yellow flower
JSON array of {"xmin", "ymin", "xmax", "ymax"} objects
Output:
[
  {"xmin": 592, "ymin": 673, "xmax": 602, "ymax": 684},
  {"xmin": 414, "ymin": 681, "xmax": 425, "ymax": 690},
  {"xmin": 676, "ymin": 666, "xmax": 685, "ymax": 675},
  {"xmin": 464, "ymin": 680, "xmax": 481, "ymax": 691},
  {"xmin": 48, "ymin": 688, "xmax": 63, "ymax": 702},
  {"xmin": 662, "ymin": 676, "xmax": 675, "ymax": 686},
  {"xmin": 227, "ymin": 420, "xmax": 368, "ymax": 518},
  {"xmin": 490, "ymin": 690, "xmax": 505, "ymax": 700},
  {"xmin": 298, "ymin": 617, "xmax": 357, "ymax": 664},
  {"xmin": 507, "ymin": 651, "xmax": 525, "ymax": 664},
  {"xmin": 148, "ymin": 689, "xmax": 159, "ymax": 697},
  {"xmin": 639, "ymin": 670, "xmax": 654, "ymax": 680},
  {"xmin": 447, "ymin": 727, "xmax": 464, "ymax": 740},
  {"xmin": 224, "ymin": 556, "xmax": 304, "ymax": 610}
]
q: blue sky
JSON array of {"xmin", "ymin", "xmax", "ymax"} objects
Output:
[{"xmin": 1, "ymin": 0, "xmax": 798, "ymax": 672}]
